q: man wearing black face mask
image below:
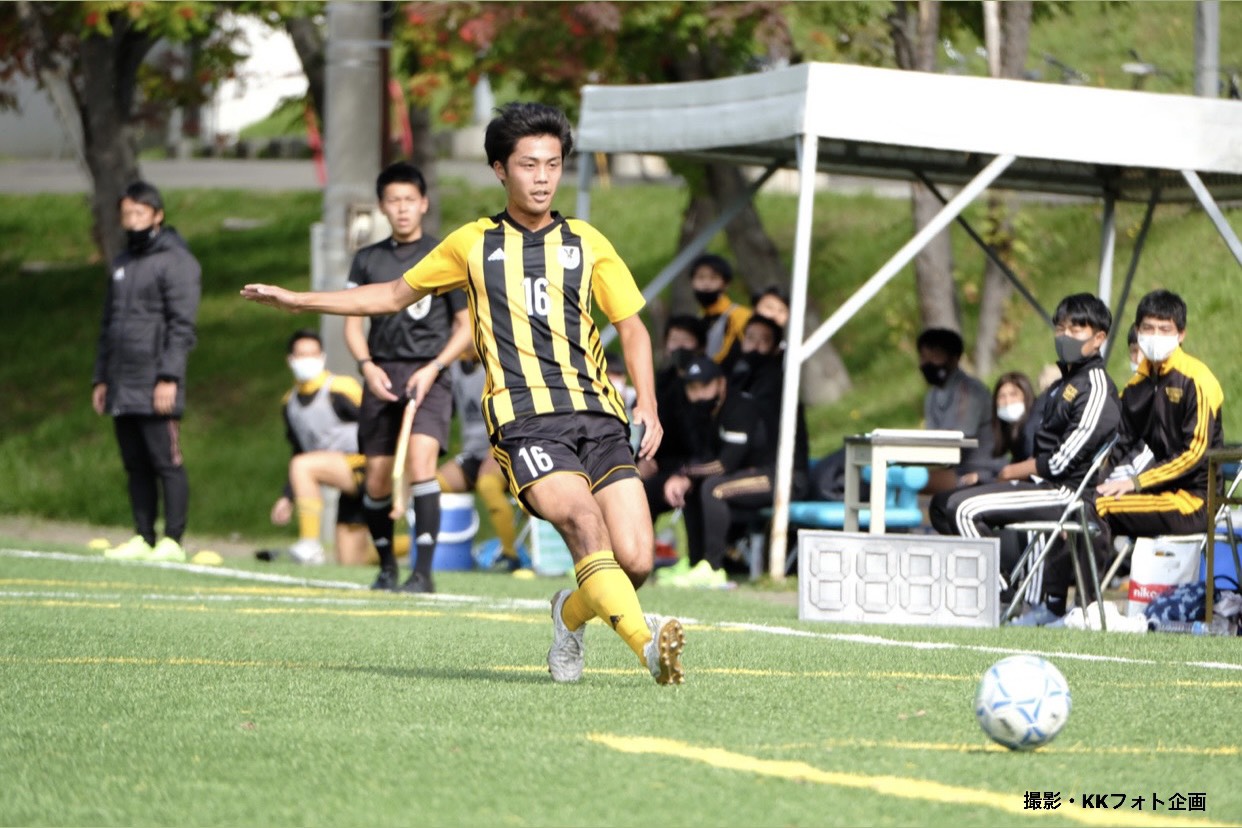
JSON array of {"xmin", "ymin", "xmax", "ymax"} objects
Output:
[
  {"xmin": 92, "ymin": 181, "xmax": 201, "ymax": 562},
  {"xmin": 929, "ymin": 293, "xmax": 1121, "ymax": 627},
  {"xmin": 659, "ymin": 355, "xmax": 807, "ymax": 587},
  {"xmin": 641, "ymin": 316, "xmax": 706, "ymax": 512},
  {"xmin": 917, "ymin": 328, "xmax": 994, "ymax": 493},
  {"xmin": 689, "ymin": 253, "xmax": 751, "ymax": 369}
]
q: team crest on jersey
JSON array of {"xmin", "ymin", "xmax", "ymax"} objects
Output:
[
  {"xmin": 405, "ymin": 294, "xmax": 432, "ymax": 320},
  {"xmin": 113, "ymin": 267, "xmax": 125, "ymax": 281},
  {"xmin": 1062, "ymin": 384, "xmax": 1078, "ymax": 402},
  {"xmin": 558, "ymin": 245, "xmax": 581, "ymax": 270},
  {"xmin": 1164, "ymin": 386, "xmax": 1183, "ymax": 404}
]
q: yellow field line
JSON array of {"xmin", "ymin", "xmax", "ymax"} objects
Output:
[
  {"xmin": 0, "ymin": 654, "xmax": 356, "ymax": 670},
  {"xmin": 489, "ymin": 664, "xmax": 1242, "ymax": 690},
  {"xmin": 766, "ymin": 736, "xmax": 1239, "ymax": 758},
  {"xmin": 589, "ymin": 734, "xmax": 1237, "ymax": 827},
  {"xmin": 0, "ymin": 577, "xmax": 341, "ymax": 597}
]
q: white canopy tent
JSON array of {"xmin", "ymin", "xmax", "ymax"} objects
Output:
[{"xmin": 574, "ymin": 61, "xmax": 1242, "ymax": 578}]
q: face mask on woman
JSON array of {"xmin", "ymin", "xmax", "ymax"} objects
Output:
[{"xmin": 996, "ymin": 402, "xmax": 1026, "ymax": 424}]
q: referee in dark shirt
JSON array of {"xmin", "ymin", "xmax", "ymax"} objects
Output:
[{"xmin": 344, "ymin": 162, "xmax": 472, "ymax": 593}]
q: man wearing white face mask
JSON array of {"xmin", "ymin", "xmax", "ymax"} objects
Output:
[
  {"xmin": 1095, "ymin": 290, "xmax": 1224, "ymax": 545},
  {"xmin": 268, "ymin": 330, "xmax": 370, "ymax": 566}
]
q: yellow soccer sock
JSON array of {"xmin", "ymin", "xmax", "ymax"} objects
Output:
[
  {"xmin": 560, "ymin": 589, "xmax": 596, "ymax": 631},
  {"xmin": 477, "ymin": 472, "xmax": 519, "ymax": 558},
  {"xmin": 573, "ymin": 550, "xmax": 652, "ymax": 663},
  {"xmin": 295, "ymin": 497, "xmax": 322, "ymax": 542}
]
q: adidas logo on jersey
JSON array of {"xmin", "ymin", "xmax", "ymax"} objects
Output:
[{"xmin": 487, "ymin": 248, "xmax": 506, "ymax": 262}]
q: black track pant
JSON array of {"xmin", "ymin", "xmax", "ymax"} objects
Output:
[
  {"xmin": 930, "ymin": 479, "xmax": 1103, "ymax": 602},
  {"xmin": 114, "ymin": 415, "xmax": 189, "ymax": 544},
  {"xmin": 685, "ymin": 468, "xmax": 775, "ymax": 570}
]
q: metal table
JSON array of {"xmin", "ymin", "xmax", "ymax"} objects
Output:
[
  {"xmin": 843, "ymin": 429, "xmax": 978, "ymax": 534},
  {"xmin": 1205, "ymin": 446, "xmax": 1242, "ymax": 623}
]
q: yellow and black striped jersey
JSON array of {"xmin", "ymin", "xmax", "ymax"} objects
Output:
[{"xmin": 402, "ymin": 211, "xmax": 643, "ymax": 433}]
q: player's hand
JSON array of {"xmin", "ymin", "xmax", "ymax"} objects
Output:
[
  {"xmin": 270, "ymin": 497, "xmax": 293, "ymax": 525},
  {"xmin": 91, "ymin": 383, "xmax": 107, "ymax": 415},
  {"xmin": 153, "ymin": 380, "xmax": 177, "ymax": 415},
  {"xmin": 240, "ymin": 283, "xmax": 302, "ymax": 312},
  {"xmin": 1097, "ymin": 477, "xmax": 1135, "ymax": 499},
  {"xmin": 362, "ymin": 362, "xmax": 399, "ymax": 402},
  {"xmin": 405, "ymin": 362, "xmax": 440, "ymax": 407},
  {"xmin": 631, "ymin": 398, "xmax": 663, "ymax": 460},
  {"xmin": 664, "ymin": 473, "xmax": 691, "ymax": 509}
]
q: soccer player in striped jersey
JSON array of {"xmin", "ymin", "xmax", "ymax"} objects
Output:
[{"xmin": 243, "ymin": 102, "xmax": 684, "ymax": 685}]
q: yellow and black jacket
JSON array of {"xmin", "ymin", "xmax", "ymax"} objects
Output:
[{"xmin": 1114, "ymin": 346, "xmax": 1224, "ymax": 497}]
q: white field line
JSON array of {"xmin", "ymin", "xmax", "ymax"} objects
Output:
[
  {"xmin": 4, "ymin": 547, "xmax": 1241, "ymax": 673},
  {"xmin": 0, "ymin": 547, "xmax": 547, "ymax": 609}
]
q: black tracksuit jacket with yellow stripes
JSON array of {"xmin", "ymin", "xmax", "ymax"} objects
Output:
[{"xmin": 1114, "ymin": 347, "xmax": 1224, "ymax": 497}]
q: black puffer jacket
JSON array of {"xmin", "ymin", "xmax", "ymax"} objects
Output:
[{"xmin": 92, "ymin": 227, "xmax": 201, "ymax": 417}]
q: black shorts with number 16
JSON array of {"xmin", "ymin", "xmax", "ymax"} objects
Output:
[{"xmin": 491, "ymin": 411, "xmax": 638, "ymax": 517}]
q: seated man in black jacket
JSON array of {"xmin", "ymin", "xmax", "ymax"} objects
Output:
[
  {"xmin": 929, "ymin": 293, "xmax": 1122, "ymax": 627},
  {"xmin": 658, "ymin": 355, "xmax": 806, "ymax": 588}
]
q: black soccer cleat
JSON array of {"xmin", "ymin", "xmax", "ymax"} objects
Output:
[
  {"xmin": 399, "ymin": 571, "xmax": 435, "ymax": 594},
  {"xmin": 370, "ymin": 567, "xmax": 399, "ymax": 592}
]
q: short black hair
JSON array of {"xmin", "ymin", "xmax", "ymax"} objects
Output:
[
  {"xmin": 689, "ymin": 253, "xmax": 733, "ymax": 283},
  {"xmin": 375, "ymin": 161, "xmax": 427, "ymax": 200},
  {"xmin": 120, "ymin": 180, "xmax": 164, "ymax": 213},
  {"xmin": 916, "ymin": 328, "xmax": 964, "ymax": 359},
  {"xmin": 1127, "ymin": 325, "xmax": 1139, "ymax": 347},
  {"xmin": 1052, "ymin": 292, "xmax": 1112, "ymax": 335},
  {"xmin": 287, "ymin": 328, "xmax": 322, "ymax": 354},
  {"xmin": 665, "ymin": 314, "xmax": 706, "ymax": 347},
  {"xmin": 745, "ymin": 313, "xmax": 784, "ymax": 344},
  {"xmin": 1134, "ymin": 289, "xmax": 1187, "ymax": 332},
  {"xmin": 753, "ymin": 285, "xmax": 789, "ymax": 309},
  {"xmin": 484, "ymin": 102, "xmax": 574, "ymax": 168}
]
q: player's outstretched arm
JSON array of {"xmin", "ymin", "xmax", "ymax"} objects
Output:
[
  {"xmin": 614, "ymin": 313, "xmax": 662, "ymax": 460},
  {"xmin": 240, "ymin": 279, "xmax": 427, "ymax": 316}
]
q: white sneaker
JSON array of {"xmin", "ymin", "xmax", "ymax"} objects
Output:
[
  {"xmin": 547, "ymin": 589, "xmax": 585, "ymax": 683},
  {"xmin": 643, "ymin": 614, "xmax": 685, "ymax": 685},
  {"xmin": 288, "ymin": 538, "xmax": 326, "ymax": 565},
  {"xmin": 104, "ymin": 535, "xmax": 153, "ymax": 560},
  {"xmin": 149, "ymin": 537, "xmax": 186, "ymax": 562}
]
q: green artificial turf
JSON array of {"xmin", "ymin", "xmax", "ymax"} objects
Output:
[{"xmin": 1, "ymin": 543, "xmax": 1238, "ymax": 827}]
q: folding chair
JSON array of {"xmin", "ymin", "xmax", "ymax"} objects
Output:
[{"xmin": 1001, "ymin": 436, "xmax": 1119, "ymax": 630}]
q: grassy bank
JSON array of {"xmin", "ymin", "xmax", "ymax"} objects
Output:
[{"xmin": 1, "ymin": 178, "xmax": 1239, "ymax": 542}]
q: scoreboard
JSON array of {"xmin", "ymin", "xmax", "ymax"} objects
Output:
[{"xmin": 798, "ymin": 531, "xmax": 1000, "ymax": 628}]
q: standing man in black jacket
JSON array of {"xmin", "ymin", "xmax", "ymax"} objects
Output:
[{"xmin": 92, "ymin": 181, "xmax": 201, "ymax": 562}]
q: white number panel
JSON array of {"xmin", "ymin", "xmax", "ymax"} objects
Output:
[{"xmin": 798, "ymin": 531, "xmax": 999, "ymax": 628}]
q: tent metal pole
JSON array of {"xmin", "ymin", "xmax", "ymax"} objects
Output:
[
  {"xmin": 575, "ymin": 152, "xmax": 595, "ymax": 221},
  {"xmin": 598, "ymin": 162, "xmax": 781, "ymax": 347},
  {"xmin": 1181, "ymin": 169, "xmax": 1242, "ymax": 267},
  {"xmin": 1098, "ymin": 194, "xmax": 1117, "ymax": 304},
  {"xmin": 801, "ymin": 154, "xmax": 1017, "ymax": 360},
  {"xmin": 1103, "ymin": 188, "xmax": 1160, "ymax": 367},
  {"xmin": 914, "ymin": 172, "xmax": 1052, "ymax": 328},
  {"xmin": 769, "ymin": 133, "xmax": 819, "ymax": 579}
]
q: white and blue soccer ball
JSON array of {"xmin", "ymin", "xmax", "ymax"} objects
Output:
[{"xmin": 974, "ymin": 655, "xmax": 1071, "ymax": 751}]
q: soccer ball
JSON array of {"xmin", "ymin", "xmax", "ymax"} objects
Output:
[{"xmin": 974, "ymin": 655, "xmax": 1071, "ymax": 751}]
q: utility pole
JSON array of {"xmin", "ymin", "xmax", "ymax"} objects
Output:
[
  {"xmin": 318, "ymin": 1, "xmax": 383, "ymax": 374},
  {"xmin": 1195, "ymin": 0, "xmax": 1220, "ymax": 98}
]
